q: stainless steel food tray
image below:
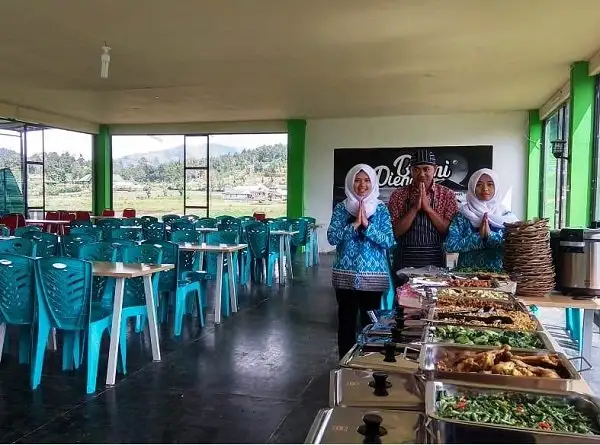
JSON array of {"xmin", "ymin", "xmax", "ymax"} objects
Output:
[
  {"xmin": 340, "ymin": 343, "xmax": 421, "ymax": 374},
  {"xmin": 425, "ymin": 380, "xmax": 600, "ymax": 444},
  {"xmin": 329, "ymin": 368, "xmax": 425, "ymax": 410},
  {"xmin": 422, "ymin": 323, "xmax": 556, "ymax": 352},
  {"xmin": 426, "ymin": 306, "xmax": 544, "ymax": 332},
  {"xmin": 419, "ymin": 343, "xmax": 586, "ymax": 392},
  {"xmin": 304, "ymin": 407, "xmax": 428, "ymax": 444},
  {"xmin": 428, "ymin": 286, "xmax": 516, "ymax": 301}
]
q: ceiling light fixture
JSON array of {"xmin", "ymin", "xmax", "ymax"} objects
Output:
[{"xmin": 100, "ymin": 42, "xmax": 111, "ymax": 79}]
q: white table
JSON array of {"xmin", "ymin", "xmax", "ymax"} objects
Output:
[
  {"xmin": 26, "ymin": 219, "xmax": 70, "ymax": 235},
  {"xmin": 270, "ymin": 230, "xmax": 298, "ymax": 284},
  {"xmin": 177, "ymin": 243, "xmax": 248, "ymax": 324},
  {"xmin": 92, "ymin": 261, "xmax": 174, "ymax": 386}
]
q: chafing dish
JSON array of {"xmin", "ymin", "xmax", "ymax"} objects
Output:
[
  {"xmin": 425, "ymin": 380, "xmax": 600, "ymax": 444},
  {"xmin": 329, "ymin": 368, "xmax": 424, "ymax": 410},
  {"xmin": 427, "ymin": 286, "xmax": 516, "ymax": 302},
  {"xmin": 419, "ymin": 344, "xmax": 588, "ymax": 392},
  {"xmin": 340, "ymin": 342, "xmax": 421, "ymax": 374},
  {"xmin": 305, "ymin": 407, "xmax": 428, "ymax": 444},
  {"xmin": 426, "ymin": 305, "xmax": 543, "ymax": 331},
  {"xmin": 422, "ymin": 323, "xmax": 556, "ymax": 352}
]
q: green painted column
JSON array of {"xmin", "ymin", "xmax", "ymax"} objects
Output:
[
  {"xmin": 92, "ymin": 124, "xmax": 112, "ymax": 215},
  {"xmin": 526, "ymin": 110, "xmax": 542, "ymax": 220},
  {"xmin": 567, "ymin": 61, "xmax": 595, "ymax": 227},
  {"xmin": 286, "ymin": 119, "xmax": 306, "ymax": 218}
]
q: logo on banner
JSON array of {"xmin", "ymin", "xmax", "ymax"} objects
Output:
[{"xmin": 374, "ymin": 154, "xmax": 466, "ymax": 188}]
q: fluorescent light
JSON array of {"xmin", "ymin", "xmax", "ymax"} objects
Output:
[{"xmin": 100, "ymin": 43, "xmax": 111, "ymax": 79}]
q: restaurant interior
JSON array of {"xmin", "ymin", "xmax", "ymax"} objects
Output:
[{"xmin": 2, "ymin": 0, "xmax": 600, "ymax": 443}]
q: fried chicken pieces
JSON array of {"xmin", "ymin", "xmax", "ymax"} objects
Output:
[{"xmin": 437, "ymin": 345, "xmax": 562, "ymax": 379}]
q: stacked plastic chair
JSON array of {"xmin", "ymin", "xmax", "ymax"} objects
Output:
[
  {"xmin": 246, "ymin": 222, "xmax": 277, "ymax": 286},
  {"xmin": 61, "ymin": 233, "xmax": 97, "ymax": 257},
  {"xmin": 140, "ymin": 216, "xmax": 159, "ymax": 225},
  {"xmin": 0, "ymin": 224, "xmax": 9, "ymax": 237},
  {"xmin": 0, "ymin": 238, "xmax": 36, "ymax": 257},
  {"xmin": 300, "ymin": 216, "xmax": 319, "ymax": 266},
  {"xmin": 97, "ymin": 218, "xmax": 122, "ymax": 240},
  {"xmin": 0, "ymin": 254, "xmax": 35, "ymax": 365},
  {"xmin": 70, "ymin": 226, "xmax": 102, "ymax": 241},
  {"xmin": 14, "ymin": 226, "xmax": 42, "ymax": 237},
  {"xmin": 142, "ymin": 222, "xmax": 165, "ymax": 241},
  {"xmin": 22, "ymin": 232, "xmax": 59, "ymax": 257}
]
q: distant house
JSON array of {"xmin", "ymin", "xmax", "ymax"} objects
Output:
[{"xmin": 223, "ymin": 184, "xmax": 273, "ymax": 201}]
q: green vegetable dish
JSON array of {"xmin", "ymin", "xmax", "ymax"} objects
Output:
[
  {"xmin": 438, "ymin": 391, "xmax": 598, "ymax": 435},
  {"xmin": 433, "ymin": 325, "xmax": 544, "ymax": 349}
]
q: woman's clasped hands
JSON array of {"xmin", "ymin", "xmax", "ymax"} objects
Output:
[{"xmin": 352, "ymin": 201, "xmax": 370, "ymax": 230}]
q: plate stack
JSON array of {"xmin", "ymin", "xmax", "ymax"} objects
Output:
[{"xmin": 503, "ymin": 218, "xmax": 555, "ymax": 297}]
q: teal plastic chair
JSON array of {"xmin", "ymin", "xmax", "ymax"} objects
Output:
[
  {"xmin": 289, "ymin": 218, "xmax": 310, "ymax": 268},
  {"xmin": 61, "ymin": 233, "xmax": 97, "ymax": 257},
  {"xmin": 97, "ymin": 218, "xmax": 123, "ymax": 240},
  {"xmin": 162, "ymin": 214, "xmax": 180, "ymax": 225},
  {"xmin": 171, "ymin": 219, "xmax": 196, "ymax": 233},
  {"xmin": 79, "ymin": 242, "xmax": 119, "ymax": 309},
  {"xmin": 144, "ymin": 240, "xmax": 205, "ymax": 336},
  {"xmin": 110, "ymin": 227, "xmax": 143, "ymax": 242},
  {"xmin": 140, "ymin": 216, "xmax": 159, "ymax": 225},
  {"xmin": 14, "ymin": 226, "xmax": 42, "ymax": 237},
  {"xmin": 31, "ymin": 257, "xmax": 115, "ymax": 394},
  {"xmin": 0, "ymin": 238, "xmax": 36, "ymax": 257},
  {"xmin": 246, "ymin": 223, "xmax": 277, "ymax": 287},
  {"xmin": 182, "ymin": 214, "xmax": 200, "ymax": 223},
  {"xmin": 118, "ymin": 244, "xmax": 163, "ymax": 369},
  {"xmin": 0, "ymin": 225, "xmax": 9, "ymax": 237},
  {"xmin": 70, "ymin": 220, "xmax": 92, "ymax": 230},
  {"xmin": 70, "ymin": 226, "xmax": 102, "ymax": 241},
  {"xmin": 196, "ymin": 218, "xmax": 217, "ymax": 229},
  {"xmin": 104, "ymin": 240, "xmax": 137, "ymax": 261},
  {"xmin": 121, "ymin": 217, "xmax": 142, "ymax": 227},
  {"xmin": 381, "ymin": 246, "xmax": 398, "ymax": 310},
  {"xmin": 22, "ymin": 232, "xmax": 59, "ymax": 257},
  {"xmin": 300, "ymin": 217, "xmax": 319, "ymax": 266},
  {"xmin": 143, "ymin": 222, "xmax": 165, "ymax": 241},
  {"xmin": 0, "ymin": 254, "xmax": 35, "ymax": 365}
]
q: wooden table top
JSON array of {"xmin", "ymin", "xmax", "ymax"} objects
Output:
[
  {"xmin": 26, "ymin": 219, "xmax": 70, "ymax": 224},
  {"xmin": 519, "ymin": 292, "xmax": 600, "ymax": 310},
  {"xmin": 92, "ymin": 261, "xmax": 174, "ymax": 278},
  {"xmin": 270, "ymin": 230, "xmax": 299, "ymax": 236},
  {"xmin": 176, "ymin": 242, "xmax": 248, "ymax": 252}
]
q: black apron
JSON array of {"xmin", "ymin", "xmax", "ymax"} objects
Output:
[{"xmin": 395, "ymin": 189, "xmax": 445, "ymax": 269}]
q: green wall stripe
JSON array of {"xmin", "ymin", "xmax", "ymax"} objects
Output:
[
  {"xmin": 567, "ymin": 61, "xmax": 595, "ymax": 227},
  {"xmin": 286, "ymin": 119, "xmax": 306, "ymax": 218},
  {"xmin": 92, "ymin": 124, "xmax": 112, "ymax": 215},
  {"xmin": 526, "ymin": 110, "xmax": 542, "ymax": 220}
]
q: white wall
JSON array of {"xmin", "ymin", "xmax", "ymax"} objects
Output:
[{"xmin": 305, "ymin": 112, "xmax": 529, "ymax": 252}]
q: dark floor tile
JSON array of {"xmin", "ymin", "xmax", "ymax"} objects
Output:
[{"xmin": 267, "ymin": 400, "xmax": 327, "ymax": 444}]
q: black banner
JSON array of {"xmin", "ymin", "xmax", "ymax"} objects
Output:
[{"xmin": 332, "ymin": 146, "xmax": 493, "ymax": 208}]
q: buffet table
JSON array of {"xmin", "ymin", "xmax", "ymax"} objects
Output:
[
  {"xmin": 305, "ymin": 275, "xmax": 599, "ymax": 444},
  {"xmin": 520, "ymin": 293, "xmax": 599, "ymax": 366}
]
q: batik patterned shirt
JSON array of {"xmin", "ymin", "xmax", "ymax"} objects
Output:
[{"xmin": 327, "ymin": 202, "xmax": 395, "ymax": 291}]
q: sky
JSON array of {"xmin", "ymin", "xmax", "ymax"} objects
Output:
[{"xmin": 0, "ymin": 130, "xmax": 287, "ymax": 160}]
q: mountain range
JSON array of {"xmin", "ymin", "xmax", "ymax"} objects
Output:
[{"xmin": 114, "ymin": 143, "xmax": 243, "ymax": 166}]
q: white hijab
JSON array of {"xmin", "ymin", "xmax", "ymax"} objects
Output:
[
  {"xmin": 343, "ymin": 164, "xmax": 382, "ymax": 218},
  {"xmin": 460, "ymin": 168, "xmax": 518, "ymax": 228}
]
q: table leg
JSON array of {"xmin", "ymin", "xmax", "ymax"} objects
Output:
[
  {"xmin": 198, "ymin": 233, "xmax": 206, "ymax": 271},
  {"xmin": 285, "ymin": 235, "xmax": 294, "ymax": 280},
  {"xmin": 227, "ymin": 252, "xmax": 238, "ymax": 313},
  {"xmin": 214, "ymin": 252, "xmax": 224, "ymax": 324},
  {"xmin": 313, "ymin": 228, "xmax": 319, "ymax": 265},
  {"xmin": 143, "ymin": 275, "xmax": 161, "ymax": 361},
  {"xmin": 582, "ymin": 309, "xmax": 594, "ymax": 363},
  {"xmin": 279, "ymin": 235, "xmax": 285, "ymax": 284},
  {"xmin": 106, "ymin": 277, "xmax": 125, "ymax": 386}
]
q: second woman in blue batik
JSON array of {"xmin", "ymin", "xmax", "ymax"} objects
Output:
[{"xmin": 444, "ymin": 168, "xmax": 518, "ymax": 271}]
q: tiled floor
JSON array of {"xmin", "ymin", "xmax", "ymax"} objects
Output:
[
  {"xmin": 0, "ymin": 256, "xmax": 339, "ymax": 443},
  {"xmin": 1, "ymin": 254, "xmax": 599, "ymax": 443}
]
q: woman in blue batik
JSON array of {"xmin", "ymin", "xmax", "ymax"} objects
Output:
[
  {"xmin": 444, "ymin": 168, "xmax": 518, "ymax": 272},
  {"xmin": 327, "ymin": 163, "xmax": 395, "ymax": 359}
]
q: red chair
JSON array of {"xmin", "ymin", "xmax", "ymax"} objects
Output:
[
  {"xmin": 76, "ymin": 211, "xmax": 91, "ymax": 221},
  {"xmin": 1, "ymin": 213, "xmax": 25, "ymax": 235},
  {"xmin": 122, "ymin": 208, "xmax": 136, "ymax": 218},
  {"xmin": 59, "ymin": 211, "xmax": 77, "ymax": 235},
  {"xmin": 253, "ymin": 212, "xmax": 266, "ymax": 221},
  {"xmin": 102, "ymin": 209, "xmax": 115, "ymax": 217}
]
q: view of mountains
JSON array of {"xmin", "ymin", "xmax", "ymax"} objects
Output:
[{"xmin": 115, "ymin": 143, "xmax": 243, "ymax": 167}]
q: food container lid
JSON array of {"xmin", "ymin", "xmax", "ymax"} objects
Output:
[
  {"xmin": 329, "ymin": 368, "xmax": 424, "ymax": 410},
  {"xmin": 584, "ymin": 228, "xmax": 600, "ymax": 240},
  {"xmin": 304, "ymin": 407, "xmax": 426, "ymax": 444},
  {"xmin": 340, "ymin": 343, "xmax": 421, "ymax": 374}
]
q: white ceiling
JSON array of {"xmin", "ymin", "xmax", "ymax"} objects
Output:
[{"xmin": 0, "ymin": 0, "xmax": 599, "ymax": 125}]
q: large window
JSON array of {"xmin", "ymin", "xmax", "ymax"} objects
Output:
[
  {"xmin": 541, "ymin": 104, "xmax": 569, "ymax": 228},
  {"xmin": 0, "ymin": 120, "xmax": 92, "ymax": 216},
  {"xmin": 111, "ymin": 133, "xmax": 287, "ymax": 218}
]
